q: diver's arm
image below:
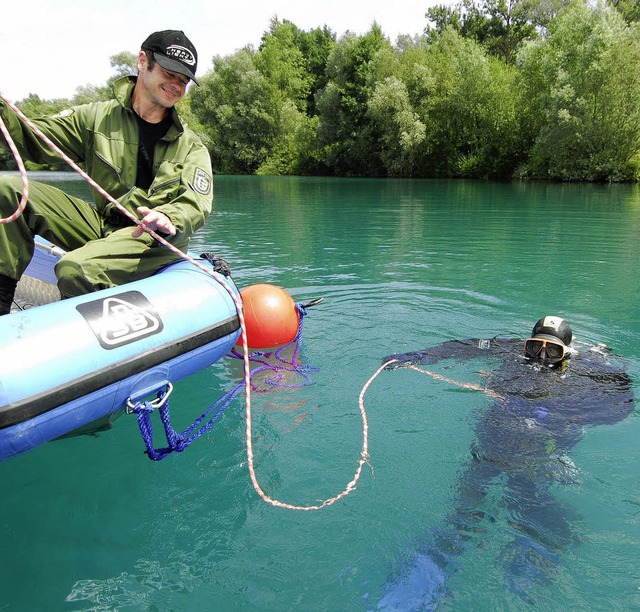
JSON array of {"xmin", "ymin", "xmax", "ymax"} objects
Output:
[
  {"xmin": 383, "ymin": 338, "xmax": 507, "ymax": 369},
  {"xmin": 580, "ymin": 371, "xmax": 634, "ymax": 426},
  {"xmin": 565, "ymin": 350, "xmax": 635, "ymax": 426}
]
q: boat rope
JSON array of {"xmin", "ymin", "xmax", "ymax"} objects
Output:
[
  {"xmin": 0, "ymin": 96, "xmax": 371, "ymax": 511},
  {"xmin": 406, "ymin": 364, "xmax": 503, "ymax": 399},
  {"xmin": 0, "ymin": 115, "xmax": 29, "ymax": 224},
  {"xmin": 227, "ymin": 304, "xmax": 320, "ymax": 391},
  {"xmin": 128, "ymin": 379, "xmax": 245, "ymax": 461},
  {"xmin": 360, "ymin": 359, "xmax": 503, "ymax": 417}
]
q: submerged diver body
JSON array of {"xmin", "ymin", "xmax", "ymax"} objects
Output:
[{"xmin": 378, "ymin": 316, "xmax": 634, "ymax": 609}]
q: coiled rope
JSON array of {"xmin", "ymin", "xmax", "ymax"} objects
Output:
[{"xmin": 0, "ymin": 95, "xmax": 370, "ymax": 510}]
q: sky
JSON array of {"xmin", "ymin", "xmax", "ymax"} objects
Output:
[{"xmin": 1, "ymin": 0, "xmax": 447, "ymax": 102}]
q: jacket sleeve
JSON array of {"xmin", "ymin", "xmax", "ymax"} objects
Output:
[{"xmin": 0, "ymin": 99, "xmax": 90, "ymax": 166}]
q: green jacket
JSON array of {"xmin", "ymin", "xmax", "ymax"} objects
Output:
[{"xmin": 0, "ymin": 77, "xmax": 213, "ymax": 245}]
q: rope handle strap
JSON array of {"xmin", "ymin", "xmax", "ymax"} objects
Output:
[
  {"xmin": 130, "ymin": 303, "xmax": 318, "ymax": 462},
  {"xmin": 127, "ymin": 382, "xmax": 245, "ymax": 461}
]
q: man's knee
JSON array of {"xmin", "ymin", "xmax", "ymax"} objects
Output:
[{"xmin": 55, "ymin": 253, "xmax": 107, "ymax": 297}]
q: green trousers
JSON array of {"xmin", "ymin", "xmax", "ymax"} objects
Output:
[{"xmin": 0, "ymin": 176, "xmax": 185, "ymax": 297}]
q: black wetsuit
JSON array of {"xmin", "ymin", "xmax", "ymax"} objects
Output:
[{"xmin": 378, "ymin": 338, "xmax": 634, "ymax": 608}]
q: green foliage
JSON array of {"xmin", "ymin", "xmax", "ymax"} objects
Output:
[
  {"xmin": 190, "ymin": 20, "xmax": 336, "ymax": 175},
  {"xmin": 367, "ymin": 30, "xmax": 523, "ymax": 178},
  {"xmin": 190, "ymin": 49, "xmax": 278, "ymax": 174},
  {"xmin": 315, "ymin": 25, "xmax": 392, "ymax": 176},
  {"xmin": 367, "ymin": 76, "xmax": 426, "ymax": 177},
  {"xmin": 76, "ymin": 51, "xmax": 136, "ymax": 104},
  {"xmin": 253, "ymin": 19, "xmax": 334, "ymax": 174},
  {"xmin": 256, "ymin": 18, "xmax": 313, "ymax": 111},
  {"xmin": 71, "ymin": 84, "xmax": 112, "ymax": 104},
  {"xmin": 426, "ymin": 0, "xmax": 552, "ymax": 63},
  {"xmin": 518, "ymin": 0, "xmax": 640, "ymax": 181},
  {"xmin": 609, "ymin": 0, "xmax": 640, "ymax": 22},
  {"xmin": 16, "ymin": 94, "xmax": 71, "ymax": 117},
  {"xmin": 5, "ymin": 3, "xmax": 640, "ymax": 181},
  {"xmin": 427, "ymin": 30, "xmax": 523, "ymax": 177},
  {"xmin": 295, "ymin": 25, "xmax": 337, "ymax": 116}
]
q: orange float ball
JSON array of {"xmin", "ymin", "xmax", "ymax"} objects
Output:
[{"xmin": 236, "ymin": 284, "xmax": 299, "ymax": 349}]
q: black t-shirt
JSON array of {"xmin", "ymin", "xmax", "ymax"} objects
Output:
[{"xmin": 134, "ymin": 112, "xmax": 172, "ymax": 190}]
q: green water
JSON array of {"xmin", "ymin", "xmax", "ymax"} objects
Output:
[{"xmin": 1, "ymin": 175, "xmax": 639, "ymax": 611}]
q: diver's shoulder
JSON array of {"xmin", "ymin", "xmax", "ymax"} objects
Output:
[{"xmin": 571, "ymin": 342, "xmax": 628, "ymax": 372}]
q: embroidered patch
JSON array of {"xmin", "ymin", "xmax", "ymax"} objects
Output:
[
  {"xmin": 190, "ymin": 167, "xmax": 212, "ymax": 195},
  {"xmin": 53, "ymin": 108, "xmax": 75, "ymax": 118}
]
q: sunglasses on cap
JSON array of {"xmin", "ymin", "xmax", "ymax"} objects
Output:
[{"xmin": 524, "ymin": 337, "xmax": 567, "ymax": 363}]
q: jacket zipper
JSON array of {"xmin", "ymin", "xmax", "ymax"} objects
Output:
[
  {"xmin": 94, "ymin": 151, "xmax": 122, "ymax": 180},
  {"xmin": 149, "ymin": 177, "xmax": 180, "ymax": 196}
]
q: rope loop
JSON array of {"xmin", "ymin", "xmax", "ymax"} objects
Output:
[
  {"xmin": 0, "ymin": 114, "xmax": 29, "ymax": 224},
  {"xmin": 1, "ymin": 96, "xmax": 370, "ymax": 510}
]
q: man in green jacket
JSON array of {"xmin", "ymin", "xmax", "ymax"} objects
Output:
[{"xmin": 0, "ymin": 30, "xmax": 213, "ymax": 315}]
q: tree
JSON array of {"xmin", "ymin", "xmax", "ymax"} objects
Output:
[
  {"xmin": 367, "ymin": 76, "xmax": 427, "ymax": 176},
  {"xmin": 425, "ymin": 0, "xmax": 560, "ymax": 62},
  {"xmin": 253, "ymin": 18, "xmax": 330, "ymax": 173},
  {"xmin": 296, "ymin": 25, "xmax": 336, "ymax": 116},
  {"xmin": 608, "ymin": 0, "xmax": 640, "ymax": 22},
  {"xmin": 190, "ymin": 20, "xmax": 335, "ymax": 175},
  {"xmin": 71, "ymin": 52, "xmax": 136, "ymax": 105},
  {"xmin": 316, "ymin": 25, "xmax": 392, "ymax": 176},
  {"xmin": 391, "ymin": 29, "xmax": 524, "ymax": 178},
  {"xmin": 518, "ymin": 0, "xmax": 640, "ymax": 180},
  {"xmin": 256, "ymin": 18, "xmax": 313, "ymax": 111},
  {"xmin": 191, "ymin": 48, "xmax": 280, "ymax": 174}
]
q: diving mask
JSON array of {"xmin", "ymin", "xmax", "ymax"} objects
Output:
[{"xmin": 524, "ymin": 336, "xmax": 567, "ymax": 363}]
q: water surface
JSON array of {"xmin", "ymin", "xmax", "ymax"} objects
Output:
[{"xmin": 1, "ymin": 174, "xmax": 639, "ymax": 610}]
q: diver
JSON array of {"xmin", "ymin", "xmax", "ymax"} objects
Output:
[{"xmin": 377, "ymin": 316, "xmax": 635, "ymax": 609}]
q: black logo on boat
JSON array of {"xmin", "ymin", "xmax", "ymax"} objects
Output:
[{"xmin": 76, "ymin": 291, "xmax": 164, "ymax": 349}]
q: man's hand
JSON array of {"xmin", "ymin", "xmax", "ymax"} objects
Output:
[{"xmin": 132, "ymin": 206, "xmax": 176, "ymax": 238}]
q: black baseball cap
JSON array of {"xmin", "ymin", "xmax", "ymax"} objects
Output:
[{"xmin": 141, "ymin": 30, "xmax": 199, "ymax": 85}]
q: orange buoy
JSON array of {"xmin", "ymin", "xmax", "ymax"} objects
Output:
[{"xmin": 236, "ymin": 284, "xmax": 299, "ymax": 349}]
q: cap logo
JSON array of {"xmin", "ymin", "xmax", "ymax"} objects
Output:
[
  {"xmin": 541, "ymin": 316, "xmax": 563, "ymax": 331},
  {"xmin": 165, "ymin": 45, "xmax": 196, "ymax": 66}
]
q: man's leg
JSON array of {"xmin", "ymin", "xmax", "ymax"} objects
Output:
[
  {"xmin": 55, "ymin": 227, "xmax": 186, "ymax": 297},
  {"xmin": 0, "ymin": 176, "xmax": 102, "ymax": 312},
  {"xmin": 0, "ymin": 274, "xmax": 17, "ymax": 315}
]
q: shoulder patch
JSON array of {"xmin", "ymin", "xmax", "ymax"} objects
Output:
[
  {"xmin": 52, "ymin": 108, "xmax": 75, "ymax": 119},
  {"xmin": 190, "ymin": 167, "xmax": 212, "ymax": 195}
]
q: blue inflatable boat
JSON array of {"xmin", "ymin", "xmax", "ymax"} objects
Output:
[{"xmin": 0, "ymin": 240, "xmax": 241, "ymax": 461}]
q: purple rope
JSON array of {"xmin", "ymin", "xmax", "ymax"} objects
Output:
[
  {"xmin": 229, "ymin": 303, "xmax": 319, "ymax": 390},
  {"xmin": 130, "ymin": 303, "xmax": 318, "ymax": 460}
]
